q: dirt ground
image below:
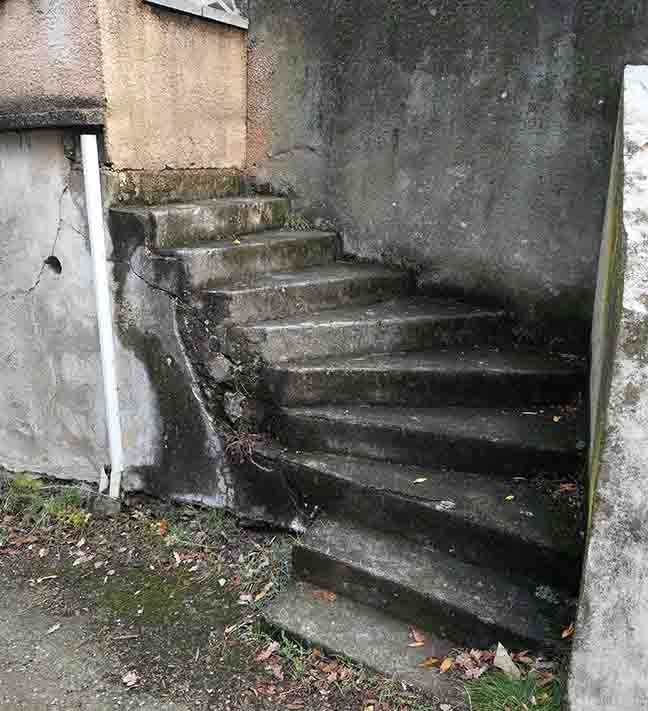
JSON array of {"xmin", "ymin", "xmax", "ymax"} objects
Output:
[{"xmin": 0, "ymin": 484, "xmax": 457, "ymax": 711}]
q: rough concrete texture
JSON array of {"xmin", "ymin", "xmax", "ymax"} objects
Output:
[
  {"xmin": 265, "ymin": 580, "xmax": 462, "ymax": 701},
  {"xmin": 294, "ymin": 516, "xmax": 572, "ymax": 651},
  {"xmin": 247, "ymin": 1, "xmax": 648, "ymax": 351},
  {"xmin": 569, "ymin": 65, "xmax": 648, "ymax": 711},
  {"xmin": 107, "ymin": 207, "xmax": 310, "ymax": 532},
  {"xmin": 0, "ymin": 0, "xmax": 105, "ymax": 130},
  {"xmin": 97, "ymin": 0, "xmax": 247, "ymax": 171},
  {"xmin": 0, "ymin": 130, "xmax": 105, "ymax": 482},
  {"xmin": 0, "ymin": 577, "xmax": 188, "ymax": 710}
]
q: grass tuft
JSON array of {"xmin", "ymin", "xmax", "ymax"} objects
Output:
[
  {"xmin": 283, "ymin": 214, "xmax": 313, "ymax": 231},
  {"xmin": 466, "ymin": 671, "xmax": 561, "ymax": 711}
]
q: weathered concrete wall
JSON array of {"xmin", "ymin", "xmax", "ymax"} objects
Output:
[
  {"xmin": 569, "ymin": 65, "xmax": 648, "ymax": 711},
  {"xmin": 247, "ymin": 0, "xmax": 648, "ymax": 350},
  {"xmin": 98, "ymin": 0, "xmax": 247, "ymax": 171},
  {"xmin": 0, "ymin": 130, "xmax": 105, "ymax": 482},
  {"xmin": 0, "ymin": 0, "xmax": 105, "ymax": 130}
]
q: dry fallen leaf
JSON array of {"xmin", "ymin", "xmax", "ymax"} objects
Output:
[
  {"xmin": 412, "ymin": 477, "xmax": 428, "ymax": 484},
  {"xmin": 418, "ymin": 657, "xmax": 441, "ymax": 668},
  {"xmin": 562, "ymin": 623, "xmax": 575, "ymax": 639},
  {"xmin": 157, "ymin": 519, "xmax": 170, "ymax": 537},
  {"xmin": 46, "ymin": 623, "xmax": 61, "ymax": 635},
  {"xmin": 266, "ymin": 660, "xmax": 284, "ymax": 681},
  {"xmin": 408, "ymin": 626, "xmax": 426, "ymax": 647},
  {"xmin": 505, "ymin": 495, "xmax": 515, "ymax": 502},
  {"xmin": 559, "ymin": 483, "xmax": 578, "ymax": 494},
  {"xmin": 122, "ymin": 670, "xmax": 140, "ymax": 688},
  {"xmin": 440, "ymin": 657, "xmax": 454, "ymax": 674},
  {"xmin": 312, "ymin": 590, "xmax": 337, "ymax": 603},
  {"xmin": 255, "ymin": 581, "xmax": 274, "ymax": 602},
  {"xmin": 233, "ymin": 239, "xmax": 242, "ymax": 246},
  {"xmin": 256, "ymin": 641, "xmax": 280, "ymax": 662},
  {"xmin": 553, "ymin": 415, "xmax": 562, "ymax": 423},
  {"xmin": 494, "ymin": 643, "xmax": 521, "ymax": 680}
]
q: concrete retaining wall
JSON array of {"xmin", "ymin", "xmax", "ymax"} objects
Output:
[
  {"xmin": 247, "ymin": 0, "xmax": 648, "ymax": 351},
  {"xmin": 569, "ymin": 65, "xmax": 648, "ymax": 711},
  {"xmin": 0, "ymin": 130, "xmax": 105, "ymax": 481}
]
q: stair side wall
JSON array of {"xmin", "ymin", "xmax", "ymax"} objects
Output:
[
  {"xmin": 246, "ymin": 0, "xmax": 648, "ymax": 353},
  {"xmin": 569, "ymin": 65, "xmax": 648, "ymax": 711}
]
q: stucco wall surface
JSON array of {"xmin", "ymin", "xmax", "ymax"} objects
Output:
[
  {"xmin": 98, "ymin": 0, "xmax": 247, "ymax": 171},
  {"xmin": 0, "ymin": 0, "xmax": 105, "ymax": 130},
  {"xmin": 0, "ymin": 130, "xmax": 105, "ymax": 482},
  {"xmin": 569, "ymin": 65, "xmax": 648, "ymax": 711},
  {"xmin": 247, "ymin": 0, "xmax": 648, "ymax": 350}
]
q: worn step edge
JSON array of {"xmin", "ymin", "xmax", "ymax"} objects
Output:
[
  {"xmin": 294, "ymin": 516, "xmax": 574, "ymax": 652},
  {"xmin": 263, "ymin": 580, "xmax": 465, "ymax": 701},
  {"xmin": 266, "ymin": 349, "xmax": 586, "ymax": 407},
  {"xmin": 111, "ymin": 196, "xmax": 291, "ymax": 248},
  {"xmin": 253, "ymin": 443, "xmax": 583, "ymax": 591},
  {"xmin": 225, "ymin": 298, "xmax": 511, "ymax": 364},
  {"xmin": 275, "ymin": 405, "xmax": 586, "ymax": 476},
  {"xmin": 200, "ymin": 263, "xmax": 412, "ymax": 323},
  {"xmin": 156, "ymin": 231, "xmax": 340, "ymax": 289}
]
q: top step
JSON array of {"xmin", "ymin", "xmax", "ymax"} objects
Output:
[{"xmin": 111, "ymin": 197, "xmax": 290, "ymax": 248}]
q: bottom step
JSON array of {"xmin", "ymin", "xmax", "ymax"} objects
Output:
[{"xmin": 264, "ymin": 580, "xmax": 464, "ymax": 702}]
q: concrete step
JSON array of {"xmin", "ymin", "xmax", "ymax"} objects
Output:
[
  {"xmin": 223, "ymin": 298, "xmax": 509, "ymax": 364},
  {"xmin": 274, "ymin": 405, "xmax": 586, "ymax": 475},
  {"xmin": 293, "ymin": 516, "xmax": 575, "ymax": 651},
  {"xmin": 111, "ymin": 197, "xmax": 290, "ymax": 248},
  {"xmin": 157, "ymin": 230, "xmax": 340, "ymax": 289},
  {"xmin": 201, "ymin": 262, "xmax": 411, "ymax": 324},
  {"xmin": 264, "ymin": 580, "xmax": 463, "ymax": 700},
  {"xmin": 266, "ymin": 349, "xmax": 586, "ymax": 407},
  {"xmin": 252, "ymin": 443, "xmax": 584, "ymax": 591}
]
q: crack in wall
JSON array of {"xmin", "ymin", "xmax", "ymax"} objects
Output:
[{"xmin": 0, "ymin": 183, "xmax": 69, "ymax": 301}]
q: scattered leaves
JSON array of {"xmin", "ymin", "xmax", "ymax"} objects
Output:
[
  {"xmin": 417, "ymin": 657, "xmax": 441, "ymax": 668},
  {"xmin": 558, "ymin": 483, "xmax": 578, "ymax": 494},
  {"xmin": 494, "ymin": 643, "xmax": 521, "ymax": 680},
  {"xmin": 439, "ymin": 657, "xmax": 454, "ymax": 674},
  {"xmin": 412, "ymin": 478, "xmax": 428, "ymax": 484},
  {"xmin": 311, "ymin": 589, "xmax": 337, "ymax": 603},
  {"xmin": 256, "ymin": 641, "xmax": 280, "ymax": 662},
  {"xmin": 122, "ymin": 670, "xmax": 140, "ymax": 688},
  {"xmin": 408, "ymin": 627, "xmax": 426, "ymax": 647},
  {"xmin": 562, "ymin": 623, "xmax": 575, "ymax": 639}
]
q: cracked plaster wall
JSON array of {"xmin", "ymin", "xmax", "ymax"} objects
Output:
[
  {"xmin": 247, "ymin": 0, "xmax": 648, "ymax": 352},
  {"xmin": 0, "ymin": 130, "xmax": 105, "ymax": 481}
]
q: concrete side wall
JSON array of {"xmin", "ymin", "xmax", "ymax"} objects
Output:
[
  {"xmin": 0, "ymin": 0, "xmax": 105, "ymax": 129},
  {"xmin": 569, "ymin": 65, "xmax": 648, "ymax": 710},
  {"xmin": 247, "ymin": 0, "xmax": 648, "ymax": 351},
  {"xmin": 98, "ymin": 0, "xmax": 247, "ymax": 171},
  {"xmin": 0, "ymin": 130, "xmax": 105, "ymax": 482}
]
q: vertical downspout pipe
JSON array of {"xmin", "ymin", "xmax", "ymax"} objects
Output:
[{"xmin": 81, "ymin": 134, "xmax": 124, "ymax": 499}]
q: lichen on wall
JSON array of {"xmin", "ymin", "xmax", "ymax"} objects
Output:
[{"xmin": 569, "ymin": 65, "xmax": 648, "ymax": 711}]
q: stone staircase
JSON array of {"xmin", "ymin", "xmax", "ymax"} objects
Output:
[{"xmin": 113, "ymin": 196, "xmax": 587, "ymax": 699}]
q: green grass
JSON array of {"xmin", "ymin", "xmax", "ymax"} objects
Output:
[
  {"xmin": 1, "ymin": 477, "xmax": 87, "ymax": 528},
  {"xmin": 283, "ymin": 214, "xmax": 313, "ymax": 231},
  {"xmin": 466, "ymin": 671, "xmax": 561, "ymax": 711}
]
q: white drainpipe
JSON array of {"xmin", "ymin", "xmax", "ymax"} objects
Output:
[{"xmin": 81, "ymin": 134, "xmax": 124, "ymax": 499}]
